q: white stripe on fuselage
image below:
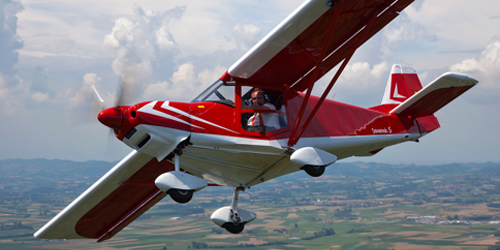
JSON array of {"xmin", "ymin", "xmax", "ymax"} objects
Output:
[
  {"xmin": 138, "ymin": 101, "xmax": 202, "ymax": 129},
  {"xmin": 160, "ymin": 101, "xmax": 238, "ymax": 134}
]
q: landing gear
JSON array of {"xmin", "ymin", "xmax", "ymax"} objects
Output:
[
  {"xmin": 223, "ymin": 221, "xmax": 245, "ymax": 234},
  {"xmin": 290, "ymin": 147, "xmax": 336, "ymax": 178},
  {"xmin": 211, "ymin": 187, "xmax": 256, "ymax": 234},
  {"xmin": 155, "ymin": 153, "xmax": 207, "ymax": 204},
  {"xmin": 302, "ymin": 165, "xmax": 325, "ymax": 177},
  {"xmin": 167, "ymin": 189, "xmax": 193, "ymax": 204}
]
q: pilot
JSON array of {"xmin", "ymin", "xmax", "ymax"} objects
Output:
[{"xmin": 244, "ymin": 88, "xmax": 280, "ymax": 132}]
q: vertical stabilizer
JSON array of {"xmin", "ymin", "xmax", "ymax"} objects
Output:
[{"xmin": 381, "ymin": 64, "xmax": 423, "ymax": 105}]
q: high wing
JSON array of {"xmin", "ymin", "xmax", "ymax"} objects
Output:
[
  {"xmin": 222, "ymin": 0, "xmax": 413, "ymax": 92},
  {"xmin": 221, "ymin": 0, "xmax": 414, "ymax": 146},
  {"xmin": 34, "ymin": 151, "xmax": 170, "ymax": 242}
]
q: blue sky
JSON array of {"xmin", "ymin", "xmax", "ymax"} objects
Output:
[{"xmin": 1, "ymin": 0, "xmax": 499, "ymax": 164}]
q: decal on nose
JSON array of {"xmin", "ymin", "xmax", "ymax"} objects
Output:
[{"xmin": 98, "ymin": 107, "xmax": 123, "ymax": 129}]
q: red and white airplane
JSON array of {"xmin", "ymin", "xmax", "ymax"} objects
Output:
[{"xmin": 35, "ymin": 0, "xmax": 477, "ymax": 241}]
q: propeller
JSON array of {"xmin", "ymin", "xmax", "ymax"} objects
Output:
[
  {"xmin": 97, "ymin": 63, "xmax": 147, "ymax": 133},
  {"xmin": 91, "ymin": 85, "xmax": 105, "ymax": 113},
  {"xmin": 77, "ymin": 49, "xmax": 147, "ymax": 137}
]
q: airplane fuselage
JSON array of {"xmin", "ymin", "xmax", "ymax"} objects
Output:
[{"xmin": 99, "ymin": 84, "xmax": 440, "ymax": 187}]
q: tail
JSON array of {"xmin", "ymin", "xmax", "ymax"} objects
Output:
[
  {"xmin": 381, "ymin": 64, "xmax": 423, "ymax": 107},
  {"xmin": 377, "ymin": 64, "xmax": 478, "ymax": 119}
]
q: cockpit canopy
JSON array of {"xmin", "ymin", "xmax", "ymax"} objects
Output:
[
  {"xmin": 192, "ymin": 80, "xmax": 235, "ymax": 107},
  {"xmin": 192, "ymin": 79, "xmax": 288, "ymax": 133}
]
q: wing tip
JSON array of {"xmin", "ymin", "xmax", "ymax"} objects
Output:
[{"xmin": 440, "ymin": 72, "xmax": 479, "ymax": 85}]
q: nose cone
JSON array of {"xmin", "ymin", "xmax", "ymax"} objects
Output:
[{"xmin": 98, "ymin": 107, "xmax": 123, "ymax": 129}]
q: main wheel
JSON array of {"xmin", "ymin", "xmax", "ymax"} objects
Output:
[
  {"xmin": 168, "ymin": 189, "xmax": 193, "ymax": 204},
  {"xmin": 302, "ymin": 165, "xmax": 325, "ymax": 177},
  {"xmin": 223, "ymin": 223, "xmax": 245, "ymax": 234}
]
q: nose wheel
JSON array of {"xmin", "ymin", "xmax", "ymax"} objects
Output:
[
  {"xmin": 211, "ymin": 187, "xmax": 256, "ymax": 234},
  {"xmin": 223, "ymin": 221, "xmax": 245, "ymax": 234}
]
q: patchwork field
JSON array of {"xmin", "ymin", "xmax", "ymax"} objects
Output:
[{"xmin": 2, "ymin": 160, "xmax": 500, "ymax": 249}]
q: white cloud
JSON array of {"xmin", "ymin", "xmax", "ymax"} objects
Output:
[
  {"xmin": 30, "ymin": 65, "xmax": 53, "ymax": 97},
  {"xmin": 102, "ymin": 4, "xmax": 188, "ymax": 105},
  {"xmin": 142, "ymin": 81, "xmax": 170, "ymax": 101},
  {"xmin": 232, "ymin": 23, "xmax": 261, "ymax": 50},
  {"xmin": 0, "ymin": 74, "xmax": 5, "ymax": 98},
  {"xmin": 403, "ymin": 0, "xmax": 500, "ymax": 48},
  {"xmin": 155, "ymin": 26, "xmax": 176, "ymax": 50},
  {"xmin": 0, "ymin": 0, "xmax": 24, "ymax": 87},
  {"xmin": 103, "ymin": 18, "xmax": 136, "ymax": 49},
  {"xmin": 31, "ymin": 91, "xmax": 50, "ymax": 103},
  {"xmin": 0, "ymin": 76, "xmax": 28, "ymax": 114},
  {"xmin": 71, "ymin": 73, "xmax": 102, "ymax": 108},
  {"xmin": 197, "ymin": 65, "xmax": 227, "ymax": 85},
  {"xmin": 339, "ymin": 61, "xmax": 389, "ymax": 88},
  {"xmin": 143, "ymin": 63, "xmax": 226, "ymax": 101},
  {"xmin": 450, "ymin": 38, "xmax": 500, "ymax": 90},
  {"xmin": 384, "ymin": 23, "xmax": 436, "ymax": 45},
  {"xmin": 0, "ymin": 74, "xmax": 4, "ymax": 87},
  {"xmin": 103, "ymin": 4, "xmax": 185, "ymax": 55},
  {"xmin": 312, "ymin": 62, "xmax": 390, "ymax": 107},
  {"xmin": 171, "ymin": 62, "xmax": 195, "ymax": 85}
]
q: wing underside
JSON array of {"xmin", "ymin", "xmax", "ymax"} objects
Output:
[
  {"xmin": 34, "ymin": 151, "xmax": 172, "ymax": 242},
  {"xmin": 224, "ymin": 0, "xmax": 414, "ymax": 91}
]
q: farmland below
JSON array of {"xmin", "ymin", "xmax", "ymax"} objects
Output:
[{"xmin": 2, "ymin": 159, "xmax": 500, "ymax": 249}]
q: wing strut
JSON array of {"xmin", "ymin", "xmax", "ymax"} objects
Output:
[
  {"xmin": 288, "ymin": 8, "xmax": 378, "ymax": 146},
  {"xmin": 288, "ymin": 0, "xmax": 344, "ymax": 146}
]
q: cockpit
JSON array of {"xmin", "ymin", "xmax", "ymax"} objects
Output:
[
  {"xmin": 192, "ymin": 80, "xmax": 235, "ymax": 107},
  {"xmin": 192, "ymin": 80, "xmax": 288, "ymax": 133}
]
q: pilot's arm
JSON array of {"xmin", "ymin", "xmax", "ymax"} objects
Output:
[{"xmin": 242, "ymin": 104, "xmax": 271, "ymax": 110}]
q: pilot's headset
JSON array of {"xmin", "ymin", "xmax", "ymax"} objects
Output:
[{"xmin": 247, "ymin": 89, "xmax": 270, "ymax": 106}]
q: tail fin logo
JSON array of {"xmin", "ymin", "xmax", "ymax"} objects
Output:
[
  {"xmin": 381, "ymin": 64, "xmax": 423, "ymax": 105},
  {"xmin": 392, "ymin": 83, "xmax": 407, "ymax": 100}
]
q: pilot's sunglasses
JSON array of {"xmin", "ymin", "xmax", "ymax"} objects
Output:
[{"xmin": 251, "ymin": 96, "xmax": 264, "ymax": 100}]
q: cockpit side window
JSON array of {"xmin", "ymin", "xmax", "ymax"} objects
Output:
[
  {"xmin": 191, "ymin": 80, "xmax": 235, "ymax": 107},
  {"xmin": 240, "ymin": 86, "xmax": 287, "ymax": 133}
]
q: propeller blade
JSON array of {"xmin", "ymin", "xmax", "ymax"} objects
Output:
[{"xmin": 92, "ymin": 85, "xmax": 105, "ymax": 109}]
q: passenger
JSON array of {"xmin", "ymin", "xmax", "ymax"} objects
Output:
[{"xmin": 244, "ymin": 88, "xmax": 279, "ymax": 132}]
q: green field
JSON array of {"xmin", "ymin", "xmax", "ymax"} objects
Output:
[{"xmin": 2, "ymin": 159, "xmax": 500, "ymax": 249}]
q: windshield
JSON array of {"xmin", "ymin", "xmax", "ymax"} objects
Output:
[{"xmin": 191, "ymin": 80, "xmax": 235, "ymax": 107}]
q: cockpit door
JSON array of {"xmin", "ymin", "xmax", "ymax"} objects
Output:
[{"xmin": 236, "ymin": 83, "xmax": 289, "ymax": 137}]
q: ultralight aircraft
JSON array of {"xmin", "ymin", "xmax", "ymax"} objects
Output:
[{"xmin": 35, "ymin": 0, "xmax": 477, "ymax": 241}]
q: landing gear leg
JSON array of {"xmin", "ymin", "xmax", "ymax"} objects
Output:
[
  {"xmin": 224, "ymin": 187, "xmax": 245, "ymax": 234},
  {"xmin": 167, "ymin": 153, "xmax": 194, "ymax": 203},
  {"xmin": 155, "ymin": 150, "xmax": 208, "ymax": 204}
]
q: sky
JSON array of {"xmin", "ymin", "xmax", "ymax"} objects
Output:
[{"xmin": 1, "ymin": 0, "xmax": 499, "ymax": 164}]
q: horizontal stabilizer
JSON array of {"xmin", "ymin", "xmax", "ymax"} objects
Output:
[{"xmin": 390, "ymin": 72, "xmax": 477, "ymax": 118}]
